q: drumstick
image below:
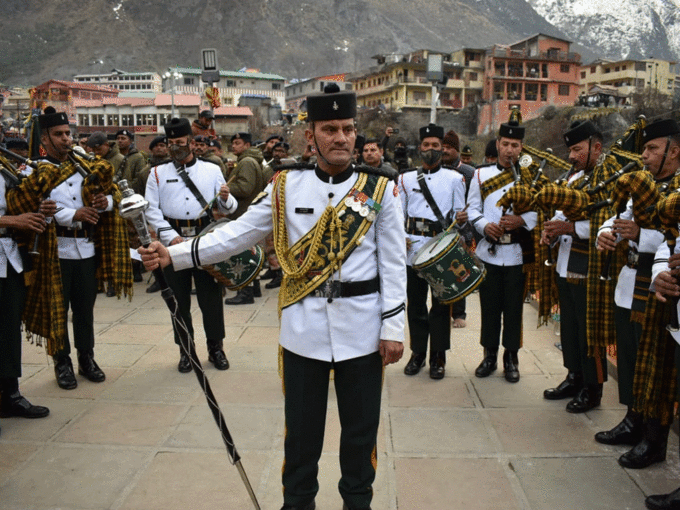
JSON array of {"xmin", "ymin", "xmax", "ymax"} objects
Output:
[{"xmin": 196, "ymin": 174, "xmax": 237, "ymax": 219}]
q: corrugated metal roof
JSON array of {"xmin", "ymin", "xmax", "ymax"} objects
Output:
[{"xmin": 169, "ymin": 67, "xmax": 285, "ymax": 81}]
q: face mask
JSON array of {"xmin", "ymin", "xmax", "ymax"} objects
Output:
[
  {"xmin": 169, "ymin": 143, "xmax": 191, "ymax": 162},
  {"xmin": 420, "ymin": 149, "xmax": 442, "ymax": 167}
]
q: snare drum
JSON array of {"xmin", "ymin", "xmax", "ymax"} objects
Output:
[
  {"xmin": 412, "ymin": 230, "xmax": 486, "ymax": 304},
  {"xmin": 197, "ymin": 219, "xmax": 265, "ymax": 290}
]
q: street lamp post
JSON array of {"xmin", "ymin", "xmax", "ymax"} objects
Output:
[{"xmin": 162, "ymin": 69, "xmax": 183, "ymax": 119}]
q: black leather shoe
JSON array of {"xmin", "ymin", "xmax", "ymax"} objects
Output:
[
  {"xmin": 503, "ymin": 349, "xmax": 520, "ymax": 383},
  {"xmin": 645, "ymin": 486, "xmax": 680, "ymax": 510},
  {"xmin": 208, "ymin": 349, "xmax": 229, "ymax": 370},
  {"xmin": 265, "ymin": 271, "xmax": 282, "ymax": 289},
  {"xmin": 261, "ymin": 268, "xmax": 278, "ymax": 280},
  {"xmin": 619, "ymin": 419, "xmax": 669, "ymax": 469},
  {"xmin": 106, "ymin": 284, "xmax": 116, "ymax": 297},
  {"xmin": 54, "ymin": 356, "xmax": 77, "ymax": 390},
  {"xmin": 403, "ymin": 352, "xmax": 426, "ymax": 376},
  {"xmin": 280, "ymin": 500, "xmax": 316, "ymax": 510},
  {"xmin": 343, "ymin": 503, "xmax": 371, "ymax": 510},
  {"xmin": 0, "ymin": 396, "xmax": 50, "ymax": 419},
  {"xmin": 253, "ymin": 279, "xmax": 262, "ymax": 298},
  {"xmin": 146, "ymin": 279, "xmax": 161, "ymax": 293},
  {"xmin": 595, "ymin": 410, "xmax": 643, "ymax": 446},
  {"xmin": 544, "ymin": 371, "xmax": 582, "ymax": 400},
  {"xmin": 566, "ymin": 384, "xmax": 602, "ymax": 413},
  {"xmin": 475, "ymin": 351, "xmax": 498, "ymax": 378},
  {"xmin": 429, "ymin": 351, "xmax": 446, "ymax": 380},
  {"xmin": 77, "ymin": 351, "xmax": 106, "ymax": 382},
  {"xmin": 132, "ymin": 261, "xmax": 144, "ymax": 282},
  {"xmin": 178, "ymin": 352, "xmax": 192, "ymax": 373},
  {"xmin": 225, "ymin": 288, "xmax": 254, "ymax": 305}
]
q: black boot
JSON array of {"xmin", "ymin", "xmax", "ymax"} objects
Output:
[
  {"xmin": 403, "ymin": 352, "xmax": 426, "ymax": 376},
  {"xmin": 0, "ymin": 391, "xmax": 50, "ymax": 419},
  {"xmin": 475, "ymin": 349, "xmax": 498, "ymax": 378},
  {"xmin": 53, "ymin": 355, "xmax": 77, "ymax": 390},
  {"xmin": 429, "ymin": 351, "xmax": 446, "ymax": 380},
  {"xmin": 566, "ymin": 383, "xmax": 602, "ymax": 413},
  {"xmin": 146, "ymin": 278, "xmax": 161, "ymax": 293},
  {"xmin": 77, "ymin": 350, "xmax": 106, "ymax": 382},
  {"xmin": 177, "ymin": 350, "xmax": 191, "ymax": 373},
  {"xmin": 645, "ymin": 486, "xmax": 680, "ymax": 509},
  {"xmin": 595, "ymin": 408, "xmax": 644, "ymax": 445},
  {"xmin": 503, "ymin": 349, "xmax": 520, "ymax": 383},
  {"xmin": 261, "ymin": 267, "xmax": 278, "ymax": 280},
  {"xmin": 207, "ymin": 341, "xmax": 229, "ymax": 370},
  {"xmin": 544, "ymin": 371, "xmax": 583, "ymax": 400},
  {"xmin": 252, "ymin": 279, "xmax": 262, "ymax": 298},
  {"xmin": 132, "ymin": 260, "xmax": 143, "ymax": 282},
  {"xmin": 265, "ymin": 270, "xmax": 282, "ymax": 289},
  {"xmin": 619, "ymin": 418, "xmax": 669, "ymax": 469},
  {"xmin": 224, "ymin": 286, "xmax": 254, "ymax": 305}
]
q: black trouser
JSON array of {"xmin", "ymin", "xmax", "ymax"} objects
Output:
[
  {"xmin": 281, "ymin": 348, "xmax": 383, "ymax": 510},
  {"xmin": 163, "ymin": 265, "xmax": 225, "ymax": 347},
  {"xmin": 614, "ymin": 306, "xmax": 642, "ymax": 406},
  {"xmin": 55, "ymin": 257, "xmax": 98, "ymax": 357},
  {"xmin": 406, "ymin": 266, "xmax": 451, "ymax": 353},
  {"xmin": 478, "ymin": 262, "xmax": 524, "ymax": 352},
  {"xmin": 451, "ymin": 297, "xmax": 466, "ymax": 320},
  {"xmin": 556, "ymin": 277, "xmax": 607, "ymax": 385},
  {"xmin": 0, "ymin": 266, "xmax": 26, "ymax": 390}
]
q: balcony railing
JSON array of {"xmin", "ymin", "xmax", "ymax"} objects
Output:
[{"xmin": 491, "ymin": 48, "xmax": 581, "ymax": 63}]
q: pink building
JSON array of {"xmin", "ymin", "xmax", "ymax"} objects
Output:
[{"xmin": 478, "ymin": 34, "xmax": 581, "ymax": 135}]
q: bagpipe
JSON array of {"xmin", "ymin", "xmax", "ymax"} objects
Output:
[{"xmin": 653, "ymin": 190, "xmax": 680, "ymax": 331}]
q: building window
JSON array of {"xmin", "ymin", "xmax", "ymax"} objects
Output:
[
  {"xmin": 614, "ymin": 66, "xmax": 620, "ymax": 72},
  {"xmin": 540, "ymin": 84, "xmax": 547, "ymax": 101},
  {"xmin": 525, "ymin": 83, "xmax": 538, "ymax": 101},
  {"xmin": 591, "ymin": 66, "xmax": 596, "ymax": 73},
  {"xmin": 495, "ymin": 61, "xmax": 506, "ymax": 77},
  {"xmin": 508, "ymin": 62, "xmax": 523, "ymax": 77},
  {"xmin": 622, "ymin": 65, "xmax": 627, "ymax": 71},
  {"xmin": 542, "ymin": 64, "xmax": 548, "ymax": 78},
  {"xmin": 319, "ymin": 82, "xmax": 325, "ymax": 91},
  {"xmin": 469, "ymin": 72, "xmax": 478, "ymax": 81},
  {"xmin": 558, "ymin": 84, "xmax": 570, "ymax": 96},
  {"xmin": 560, "ymin": 64, "xmax": 570, "ymax": 73},
  {"xmin": 183, "ymin": 77, "xmax": 194, "ymax": 85},
  {"xmin": 508, "ymin": 82, "xmax": 522, "ymax": 100},
  {"xmin": 78, "ymin": 115, "xmax": 89, "ymax": 126},
  {"xmin": 226, "ymin": 80, "xmax": 236, "ymax": 87},
  {"xmin": 91, "ymin": 115, "xmax": 105, "ymax": 126},
  {"xmin": 604, "ymin": 67, "xmax": 611, "ymax": 74},
  {"xmin": 413, "ymin": 91, "xmax": 426, "ymax": 103},
  {"xmin": 493, "ymin": 82, "xmax": 504, "ymax": 100},
  {"xmin": 121, "ymin": 114, "xmax": 134, "ymax": 126},
  {"xmin": 580, "ymin": 71, "xmax": 586, "ymax": 79},
  {"xmin": 107, "ymin": 114, "xmax": 118, "ymax": 125},
  {"xmin": 136, "ymin": 114, "xmax": 155, "ymax": 126},
  {"xmin": 345, "ymin": 83, "xmax": 352, "ymax": 90},
  {"xmin": 272, "ymin": 83, "xmax": 281, "ymax": 90}
]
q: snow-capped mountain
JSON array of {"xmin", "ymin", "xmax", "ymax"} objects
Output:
[{"xmin": 528, "ymin": 0, "xmax": 680, "ymax": 63}]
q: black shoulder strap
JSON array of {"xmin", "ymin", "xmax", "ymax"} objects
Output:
[
  {"xmin": 416, "ymin": 168, "xmax": 448, "ymax": 230},
  {"xmin": 175, "ymin": 163, "xmax": 214, "ymax": 221}
]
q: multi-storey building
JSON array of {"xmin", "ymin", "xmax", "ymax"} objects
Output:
[
  {"xmin": 30, "ymin": 80, "xmax": 120, "ymax": 126},
  {"xmin": 478, "ymin": 33, "xmax": 581, "ymax": 134},
  {"xmin": 285, "ymin": 74, "xmax": 352, "ymax": 112},
  {"xmin": 348, "ymin": 49, "xmax": 484, "ymax": 111},
  {"xmin": 73, "ymin": 69, "xmax": 163, "ymax": 93},
  {"xmin": 166, "ymin": 67, "xmax": 286, "ymax": 109},
  {"xmin": 579, "ymin": 58, "xmax": 679, "ymax": 104}
]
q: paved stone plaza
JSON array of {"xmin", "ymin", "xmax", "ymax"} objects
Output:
[{"xmin": 0, "ymin": 279, "xmax": 678, "ymax": 510}]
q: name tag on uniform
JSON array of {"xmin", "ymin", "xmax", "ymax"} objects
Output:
[
  {"xmin": 180, "ymin": 226, "xmax": 196, "ymax": 237},
  {"xmin": 412, "ymin": 189, "xmax": 422, "ymax": 193},
  {"xmin": 295, "ymin": 208, "xmax": 314, "ymax": 214},
  {"xmin": 167, "ymin": 179, "xmax": 179, "ymax": 183}
]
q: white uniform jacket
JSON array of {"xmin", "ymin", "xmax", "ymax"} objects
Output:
[
  {"xmin": 168, "ymin": 165, "xmax": 407, "ymax": 363},
  {"xmin": 398, "ymin": 166, "xmax": 466, "ymax": 266},
  {"xmin": 45, "ymin": 158, "xmax": 114, "ymax": 260},
  {"xmin": 145, "ymin": 158, "xmax": 237, "ymax": 246},
  {"xmin": 598, "ymin": 199, "xmax": 665, "ymax": 309},
  {"xmin": 552, "ymin": 170, "xmax": 590, "ymax": 278},
  {"xmin": 0, "ymin": 177, "xmax": 22, "ymax": 277},
  {"xmin": 651, "ymin": 239, "xmax": 680, "ymax": 344},
  {"xmin": 467, "ymin": 164, "xmax": 537, "ymax": 266}
]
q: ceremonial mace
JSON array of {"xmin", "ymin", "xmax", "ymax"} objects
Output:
[{"xmin": 117, "ymin": 180, "xmax": 261, "ymax": 509}]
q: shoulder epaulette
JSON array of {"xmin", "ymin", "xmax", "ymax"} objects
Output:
[{"xmin": 355, "ymin": 163, "xmax": 398, "ymax": 182}]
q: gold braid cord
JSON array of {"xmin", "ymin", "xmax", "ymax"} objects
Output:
[
  {"xmin": 272, "ymin": 171, "xmax": 388, "ymax": 317},
  {"xmin": 521, "ymin": 146, "xmax": 572, "ymax": 173},
  {"xmin": 6, "ymin": 160, "xmax": 78, "ymax": 355},
  {"xmin": 81, "ymin": 157, "xmax": 133, "ymax": 300}
]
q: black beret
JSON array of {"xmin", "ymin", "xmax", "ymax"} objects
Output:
[
  {"xmin": 116, "ymin": 129, "xmax": 134, "ymax": 140},
  {"xmin": 164, "ymin": 118, "xmax": 192, "ymax": 138},
  {"xmin": 79, "ymin": 133, "xmax": 91, "ymax": 140},
  {"xmin": 484, "ymin": 139, "xmax": 498, "ymax": 158},
  {"xmin": 209, "ymin": 139, "xmax": 222, "ymax": 150},
  {"xmin": 419, "ymin": 123, "xmax": 444, "ymax": 141},
  {"xmin": 86, "ymin": 131, "xmax": 108, "ymax": 148},
  {"xmin": 38, "ymin": 106, "xmax": 69, "ymax": 130},
  {"xmin": 641, "ymin": 119, "xmax": 680, "ymax": 145},
  {"xmin": 273, "ymin": 141, "xmax": 290, "ymax": 151},
  {"xmin": 199, "ymin": 110, "xmax": 215, "ymax": 119},
  {"xmin": 461, "ymin": 145, "xmax": 472, "ymax": 156},
  {"xmin": 5, "ymin": 138, "xmax": 28, "ymax": 150},
  {"xmin": 149, "ymin": 136, "xmax": 167, "ymax": 150},
  {"xmin": 306, "ymin": 83, "xmax": 357, "ymax": 122},
  {"xmin": 563, "ymin": 120, "xmax": 598, "ymax": 147},
  {"xmin": 231, "ymin": 132, "xmax": 252, "ymax": 143},
  {"xmin": 266, "ymin": 134, "xmax": 284, "ymax": 143},
  {"xmin": 498, "ymin": 120, "xmax": 525, "ymax": 140},
  {"xmin": 194, "ymin": 135, "xmax": 210, "ymax": 144},
  {"xmin": 355, "ymin": 134, "xmax": 366, "ymax": 149}
]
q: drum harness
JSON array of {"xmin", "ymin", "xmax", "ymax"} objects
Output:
[
  {"xmin": 162, "ymin": 162, "xmax": 216, "ymax": 237},
  {"xmin": 411, "ymin": 168, "xmax": 451, "ymax": 236}
]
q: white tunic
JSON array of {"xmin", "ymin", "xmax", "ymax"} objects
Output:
[
  {"xmin": 398, "ymin": 166, "xmax": 466, "ymax": 266},
  {"xmin": 467, "ymin": 164, "xmax": 537, "ymax": 266},
  {"xmin": 145, "ymin": 158, "xmax": 237, "ymax": 245},
  {"xmin": 168, "ymin": 166, "xmax": 407, "ymax": 363},
  {"xmin": 598, "ymin": 199, "xmax": 665, "ymax": 309},
  {"xmin": 552, "ymin": 170, "xmax": 589, "ymax": 278},
  {"xmin": 0, "ymin": 177, "xmax": 22, "ymax": 277},
  {"xmin": 651, "ymin": 239, "xmax": 680, "ymax": 344}
]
